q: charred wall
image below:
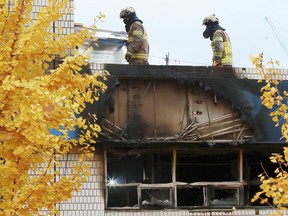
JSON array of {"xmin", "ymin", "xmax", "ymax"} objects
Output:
[{"xmin": 84, "ymin": 64, "xmax": 287, "ymax": 144}]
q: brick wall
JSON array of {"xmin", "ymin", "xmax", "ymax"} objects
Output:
[
  {"xmin": 32, "ymin": 0, "xmax": 74, "ymax": 35},
  {"xmin": 57, "ymin": 150, "xmax": 105, "ymax": 216},
  {"xmin": 233, "ymin": 67, "xmax": 288, "ymax": 80}
]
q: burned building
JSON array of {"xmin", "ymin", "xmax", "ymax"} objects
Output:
[
  {"xmin": 23, "ymin": 1, "xmax": 288, "ymax": 215},
  {"xmin": 69, "ymin": 64, "xmax": 288, "ymax": 216}
]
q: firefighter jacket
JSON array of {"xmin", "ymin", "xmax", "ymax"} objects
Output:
[
  {"xmin": 127, "ymin": 21, "xmax": 149, "ymax": 64},
  {"xmin": 211, "ymin": 30, "xmax": 232, "ymax": 66}
]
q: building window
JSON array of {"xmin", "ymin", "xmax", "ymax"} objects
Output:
[
  {"xmin": 107, "ymin": 185, "xmax": 138, "ymax": 208},
  {"xmin": 243, "ymin": 149, "xmax": 279, "ymax": 206},
  {"xmin": 106, "ymin": 148, "xmax": 173, "ymax": 208},
  {"xmin": 176, "ymin": 150, "xmax": 239, "ymax": 182},
  {"xmin": 141, "ymin": 186, "xmax": 173, "ymax": 208},
  {"xmin": 176, "ymin": 187, "xmax": 203, "ymax": 207},
  {"xmin": 105, "ymin": 147, "xmax": 252, "ymax": 209},
  {"xmin": 175, "ymin": 150, "xmax": 242, "ymax": 207}
]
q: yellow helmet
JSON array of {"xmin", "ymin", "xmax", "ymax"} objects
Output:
[
  {"xmin": 120, "ymin": 7, "xmax": 135, "ymax": 18},
  {"xmin": 202, "ymin": 14, "xmax": 218, "ymax": 25}
]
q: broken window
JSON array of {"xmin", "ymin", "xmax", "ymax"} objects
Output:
[
  {"xmin": 176, "ymin": 149, "xmax": 241, "ymax": 207},
  {"xmin": 107, "ymin": 186, "xmax": 138, "ymax": 208},
  {"xmin": 176, "ymin": 187, "xmax": 203, "ymax": 207},
  {"xmin": 106, "ymin": 148, "xmax": 173, "ymax": 208},
  {"xmin": 106, "ymin": 148, "xmax": 172, "ymax": 183},
  {"xmin": 106, "ymin": 147, "xmax": 277, "ymax": 209},
  {"xmin": 176, "ymin": 150, "xmax": 239, "ymax": 182},
  {"xmin": 141, "ymin": 187, "xmax": 173, "ymax": 208},
  {"xmin": 206, "ymin": 187, "xmax": 240, "ymax": 206},
  {"xmin": 243, "ymin": 149, "xmax": 280, "ymax": 206}
]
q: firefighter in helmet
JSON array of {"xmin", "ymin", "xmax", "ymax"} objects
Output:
[
  {"xmin": 202, "ymin": 14, "xmax": 232, "ymax": 67},
  {"xmin": 120, "ymin": 7, "xmax": 149, "ymax": 65}
]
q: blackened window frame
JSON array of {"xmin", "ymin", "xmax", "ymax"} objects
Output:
[{"xmin": 104, "ymin": 147, "xmax": 247, "ymax": 209}]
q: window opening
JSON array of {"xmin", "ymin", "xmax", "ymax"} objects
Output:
[
  {"xmin": 206, "ymin": 188, "xmax": 239, "ymax": 206},
  {"xmin": 243, "ymin": 150, "xmax": 280, "ymax": 206},
  {"xmin": 176, "ymin": 150, "xmax": 239, "ymax": 182},
  {"xmin": 141, "ymin": 187, "xmax": 173, "ymax": 208},
  {"xmin": 177, "ymin": 187, "xmax": 204, "ymax": 207},
  {"xmin": 107, "ymin": 186, "xmax": 138, "ymax": 208},
  {"xmin": 106, "ymin": 148, "xmax": 173, "ymax": 208},
  {"xmin": 106, "ymin": 148, "xmax": 246, "ymax": 209}
]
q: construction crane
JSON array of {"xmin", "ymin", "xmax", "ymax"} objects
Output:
[{"xmin": 264, "ymin": 16, "xmax": 288, "ymax": 57}]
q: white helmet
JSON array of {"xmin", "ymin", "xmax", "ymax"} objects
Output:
[
  {"xmin": 120, "ymin": 7, "xmax": 135, "ymax": 18},
  {"xmin": 202, "ymin": 14, "xmax": 218, "ymax": 25}
]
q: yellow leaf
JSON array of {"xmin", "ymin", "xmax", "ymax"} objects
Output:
[
  {"xmin": 13, "ymin": 147, "xmax": 26, "ymax": 156},
  {"xmin": 272, "ymin": 116, "xmax": 278, "ymax": 122}
]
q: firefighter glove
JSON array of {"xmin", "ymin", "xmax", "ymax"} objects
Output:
[
  {"xmin": 125, "ymin": 51, "xmax": 132, "ymax": 62},
  {"xmin": 214, "ymin": 60, "xmax": 221, "ymax": 67}
]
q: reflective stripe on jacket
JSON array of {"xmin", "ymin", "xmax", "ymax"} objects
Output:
[
  {"xmin": 211, "ymin": 30, "xmax": 232, "ymax": 66},
  {"xmin": 127, "ymin": 21, "xmax": 149, "ymax": 61}
]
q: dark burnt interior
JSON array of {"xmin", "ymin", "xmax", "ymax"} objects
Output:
[{"xmin": 106, "ymin": 145, "xmax": 282, "ymax": 209}]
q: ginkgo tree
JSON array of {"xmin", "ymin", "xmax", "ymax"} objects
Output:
[
  {"xmin": 251, "ymin": 53, "xmax": 288, "ymax": 215},
  {"xmin": 0, "ymin": 0, "xmax": 106, "ymax": 215}
]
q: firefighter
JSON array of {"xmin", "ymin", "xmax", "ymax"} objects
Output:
[
  {"xmin": 120, "ymin": 7, "xmax": 149, "ymax": 65},
  {"xmin": 202, "ymin": 14, "xmax": 233, "ymax": 67}
]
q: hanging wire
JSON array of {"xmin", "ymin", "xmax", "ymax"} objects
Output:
[{"xmin": 264, "ymin": 17, "xmax": 288, "ymax": 57}]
